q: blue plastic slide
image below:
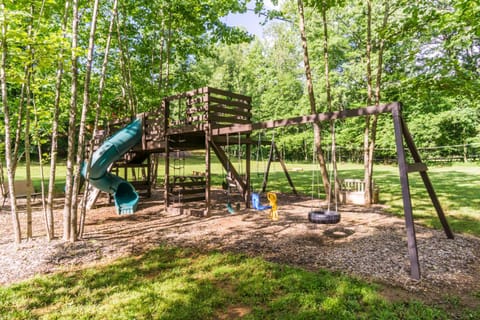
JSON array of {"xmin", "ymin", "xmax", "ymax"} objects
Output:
[{"xmin": 82, "ymin": 118, "xmax": 143, "ymax": 214}]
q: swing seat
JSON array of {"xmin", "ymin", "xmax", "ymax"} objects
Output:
[
  {"xmin": 251, "ymin": 192, "xmax": 271, "ymax": 211},
  {"xmin": 308, "ymin": 210, "xmax": 341, "ymax": 224},
  {"xmin": 267, "ymin": 192, "xmax": 278, "ymax": 220},
  {"xmin": 226, "ymin": 202, "xmax": 236, "ymax": 214}
]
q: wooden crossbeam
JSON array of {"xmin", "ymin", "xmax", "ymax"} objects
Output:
[
  {"xmin": 407, "ymin": 163, "xmax": 428, "ymax": 173},
  {"xmin": 212, "ymin": 102, "xmax": 399, "ymax": 136}
]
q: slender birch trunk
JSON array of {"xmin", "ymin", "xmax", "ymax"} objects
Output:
[
  {"xmin": 47, "ymin": 0, "xmax": 69, "ymax": 240},
  {"xmin": 366, "ymin": 1, "xmax": 389, "ymax": 205},
  {"xmin": 63, "ymin": 0, "xmax": 80, "ymax": 241},
  {"xmin": 25, "ymin": 78, "xmax": 33, "ymax": 239},
  {"xmin": 24, "ymin": 3, "xmax": 37, "ymax": 240},
  {"xmin": 364, "ymin": 0, "xmax": 373, "ymax": 205},
  {"xmin": 12, "ymin": 65, "xmax": 27, "ymax": 174},
  {"xmin": 70, "ymin": 0, "xmax": 100, "ymax": 242},
  {"xmin": 75, "ymin": 0, "xmax": 104, "ymax": 237},
  {"xmin": 1, "ymin": 2, "xmax": 21, "ymax": 243},
  {"xmin": 297, "ymin": 0, "xmax": 330, "ymax": 199},
  {"xmin": 32, "ymin": 96, "xmax": 49, "ymax": 238},
  {"xmin": 151, "ymin": 7, "xmax": 169, "ymax": 188},
  {"xmin": 164, "ymin": 10, "xmax": 172, "ymax": 94},
  {"xmin": 79, "ymin": 0, "xmax": 118, "ymax": 237}
]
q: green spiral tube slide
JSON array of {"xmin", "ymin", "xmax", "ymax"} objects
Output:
[{"xmin": 82, "ymin": 118, "xmax": 143, "ymax": 214}]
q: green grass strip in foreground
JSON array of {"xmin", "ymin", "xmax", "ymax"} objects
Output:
[{"xmin": 1, "ymin": 246, "xmax": 478, "ymax": 319}]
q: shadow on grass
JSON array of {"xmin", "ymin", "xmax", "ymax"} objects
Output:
[{"xmin": 0, "ymin": 246, "xmax": 453, "ymax": 320}]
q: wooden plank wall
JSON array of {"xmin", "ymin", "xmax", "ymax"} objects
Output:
[
  {"xmin": 207, "ymin": 87, "xmax": 252, "ymax": 130},
  {"xmin": 163, "ymin": 87, "xmax": 253, "ymax": 136}
]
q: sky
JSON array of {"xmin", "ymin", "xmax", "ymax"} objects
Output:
[{"xmin": 222, "ymin": 1, "xmax": 280, "ymax": 38}]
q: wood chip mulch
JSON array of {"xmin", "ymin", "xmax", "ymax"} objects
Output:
[{"xmin": 1, "ymin": 191, "xmax": 479, "ymax": 308}]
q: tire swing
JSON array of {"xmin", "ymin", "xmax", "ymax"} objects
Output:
[
  {"xmin": 308, "ymin": 119, "xmax": 340, "ymax": 225},
  {"xmin": 308, "ymin": 210, "xmax": 340, "ymax": 224}
]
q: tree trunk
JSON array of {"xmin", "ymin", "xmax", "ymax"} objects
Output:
[
  {"xmin": 47, "ymin": 0, "xmax": 69, "ymax": 240},
  {"xmin": 297, "ymin": 0, "xmax": 330, "ymax": 199},
  {"xmin": 12, "ymin": 65, "xmax": 27, "ymax": 175},
  {"xmin": 33, "ymin": 96, "xmax": 49, "ymax": 239},
  {"xmin": 25, "ymin": 77, "xmax": 33, "ymax": 239},
  {"xmin": 366, "ymin": 1, "xmax": 390, "ymax": 205},
  {"xmin": 151, "ymin": 7, "xmax": 170, "ymax": 188},
  {"xmin": 70, "ymin": 0, "xmax": 100, "ymax": 242},
  {"xmin": 1, "ymin": 2, "xmax": 21, "ymax": 243},
  {"xmin": 158, "ymin": 5, "xmax": 165, "ymax": 96},
  {"xmin": 63, "ymin": 0, "xmax": 80, "ymax": 241},
  {"xmin": 115, "ymin": 7, "xmax": 136, "ymax": 116},
  {"xmin": 320, "ymin": 1, "xmax": 340, "ymax": 204},
  {"xmin": 364, "ymin": 0, "xmax": 373, "ymax": 205},
  {"xmin": 79, "ymin": 0, "xmax": 116, "ymax": 238},
  {"xmin": 321, "ymin": 5, "xmax": 332, "ymax": 113},
  {"xmin": 164, "ymin": 10, "xmax": 172, "ymax": 94},
  {"xmin": 24, "ymin": 3, "xmax": 36, "ymax": 240}
]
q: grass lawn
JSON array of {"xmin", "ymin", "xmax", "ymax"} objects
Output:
[
  {"xmin": 1, "ymin": 246, "xmax": 475, "ymax": 320},
  {"xmin": 4, "ymin": 158, "xmax": 479, "ymax": 319}
]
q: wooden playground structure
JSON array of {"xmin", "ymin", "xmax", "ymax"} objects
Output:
[{"xmin": 91, "ymin": 87, "xmax": 453, "ymax": 280}]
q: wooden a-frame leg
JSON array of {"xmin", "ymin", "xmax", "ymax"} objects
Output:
[
  {"xmin": 273, "ymin": 142, "xmax": 298, "ymax": 195},
  {"xmin": 400, "ymin": 117, "xmax": 454, "ymax": 239},
  {"xmin": 261, "ymin": 138, "xmax": 275, "ymax": 193},
  {"xmin": 392, "ymin": 106, "xmax": 421, "ymax": 280}
]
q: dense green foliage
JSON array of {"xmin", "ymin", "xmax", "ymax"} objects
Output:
[
  {"xmin": 1, "ymin": 0, "xmax": 478, "ymax": 160},
  {"xmin": 2, "ymin": 246, "xmax": 477, "ymax": 319}
]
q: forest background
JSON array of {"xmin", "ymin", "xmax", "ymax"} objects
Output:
[{"xmin": 0, "ymin": 0, "xmax": 479, "ymax": 242}]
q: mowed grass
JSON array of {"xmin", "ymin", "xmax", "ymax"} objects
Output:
[{"xmin": 0, "ymin": 246, "xmax": 470, "ymax": 320}]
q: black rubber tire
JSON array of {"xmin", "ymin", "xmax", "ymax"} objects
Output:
[{"xmin": 308, "ymin": 210, "xmax": 341, "ymax": 224}]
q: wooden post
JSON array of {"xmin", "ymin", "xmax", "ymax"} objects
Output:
[
  {"xmin": 163, "ymin": 99, "xmax": 170, "ymax": 211},
  {"xmin": 205, "ymin": 125, "xmax": 211, "ymax": 216},
  {"xmin": 245, "ymin": 133, "xmax": 251, "ymax": 208},
  {"xmin": 147, "ymin": 154, "xmax": 151, "ymax": 197},
  {"xmin": 204, "ymin": 92, "xmax": 211, "ymax": 216},
  {"xmin": 261, "ymin": 138, "xmax": 275, "ymax": 193},
  {"xmin": 392, "ymin": 104, "xmax": 420, "ymax": 280}
]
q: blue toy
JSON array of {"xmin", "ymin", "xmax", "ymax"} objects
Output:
[{"xmin": 251, "ymin": 192, "xmax": 271, "ymax": 211}]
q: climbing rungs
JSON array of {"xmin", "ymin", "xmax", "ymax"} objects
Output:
[
  {"xmin": 168, "ymin": 188, "xmax": 205, "ymax": 195},
  {"xmin": 168, "ymin": 195, "xmax": 206, "ymax": 203}
]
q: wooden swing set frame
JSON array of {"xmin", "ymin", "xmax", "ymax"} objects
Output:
[{"xmin": 158, "ymin": 87, "xmax": 453, "ymax": 280}]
